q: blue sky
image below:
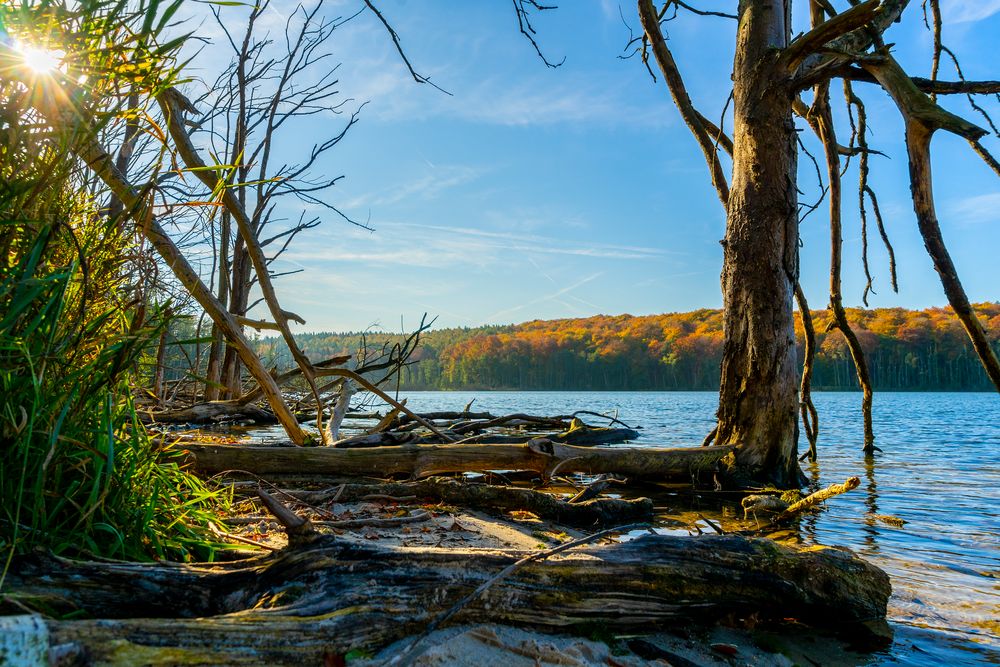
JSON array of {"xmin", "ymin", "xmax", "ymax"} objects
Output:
[{"xmin": 184, "ymin": 1, "xmax": 1000, "ymax": 333}]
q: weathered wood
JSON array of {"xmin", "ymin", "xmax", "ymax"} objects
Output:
[
  {"xmin": 145, "ymin": 402, "xmax": 279, "ymax": 425},
  {"xmin": 284, "ymin": 477, "xmax": 653, "ymax": 528},
  {"xmin": 398, "ymin": 410, "xmax": 497, "ymax": 424},
  {"xmin": 550, "ymin": 424, "xmax": 640, "ymax": 446},
  {"xmin": 331, "ymin": 424, "xmax": 640, "ymax": 448},
  {"xmin": 8, "ymin": 533, "xmax": 890, "ymax": 664},
  {"xmin": 180, "ymin": 441, "xmax": 737, "ymax": 481},
  {"xmin": 451, "ymin": 413, "xmax": 569, "ymax": 433},
  {"xmin": 776, "ymin": 475, "xmax": 860, "ymax": 521}
]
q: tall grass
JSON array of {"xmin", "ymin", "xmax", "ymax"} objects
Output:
[
  {"xmin": 0, "ymin": 188, "xmax": 226, "ymax": 572},
  {"xmin": 0, "ymin": 0, "xmax": 226, "ymax": 573}
]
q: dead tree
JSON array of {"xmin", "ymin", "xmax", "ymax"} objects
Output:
[
  {"xmin": 628, "ymin": 0, "xmax": 1000, "ymax": 483},
  {"xmin": 181, "ymin": 0, "xmax": 365, "ymax": 408}
]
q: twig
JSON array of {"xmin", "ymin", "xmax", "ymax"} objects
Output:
[
  {"xmin": 331, "ymin": 483, "xmax": 347, "ymax": 502},
  {"xmin": 545, "ymin": 456, "xmax": 584, "ymax": 481},
  {"xmin": 570, "ymin": 409, "xmax": 635, "ymax": 429},
  {"xmin": 362, "ymin": 0, "xmax": 452, "ymax": 94}
]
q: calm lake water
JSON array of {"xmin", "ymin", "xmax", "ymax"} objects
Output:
[{"xmin": 244, "ymin": 391, "xmax": 1000, "ymax": 665}]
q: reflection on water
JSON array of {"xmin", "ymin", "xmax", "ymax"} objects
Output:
[
  {"xmin": 862, "ymin": 457, "xmax": 881, "ymax": 555},
  {"xmin": 234, "ymin": 391, "xmax": 1000, "ymax": 665}
]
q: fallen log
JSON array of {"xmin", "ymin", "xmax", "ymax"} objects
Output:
[
  {"xmin": 7, "ymin": 533, "xmax": 890, "ymax": 665},
  {"xmin": 451, "ymin": 413, "xmax": 570, "ymax": 433},
  {"xmin": 398, "ymin": 410, "xmax": 497, "ymax": 424},
  {"xmin": 144, "ymin": 402, "xmax": 279, "ymax": 425},
  {"xmin": 180, "ymin": 441, "xmax": 737, "ymax": 481},
  {"xmin": 282, "ymin": 477, "xmax": 653, "ymax": 528},
  {"xmin": 550, "ymin": 424, "xmax": 641, "ymax": 446}
]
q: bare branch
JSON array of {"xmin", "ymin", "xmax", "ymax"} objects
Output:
[
  {"xmin": 843, "ymin": 80, "xmax": 897, "ymax": 299},
  {"xmin": 861, "ymin": 54, "xmax": 1000, "ymax": 392},
  {"xmin": 666, "ymin": 0, "xmax": 737, "ymax": 20},
  {"xmin": 637, "ymin": 0, "xmax": 729, "ymax": 208},
  {"xmin": 511, "ymin": 0, "xmax": 565, "ymax": 68},
  {"xmin": 158, "ymin": 89, "xmax": 330, "ymax": 439},
  {"xmin": 780, "ymin": 0, "xmax": 882, "ymax": 75},
  {"xmin": 927, "ymin": 0, "xmax": 942, "ymax": 103},
  {"xmin": 970, "ymin": 139, "xmax": 1000, "ymax": 178},
  {"xmin": 804, "ymin": 75, "xmax": 876, "ymax": 452},
  {"xmin": 794, "ymin": 283, "xmax": 818, "ymax": 462},
  {"xmin": 791, "ymin": 0, "xmax": 910, "ymax": 87},
  {"xmin": 362, "ymin": 0, "xmax": 453, "ymax": 94},
  {"xmin": 911, "ymin": 78, "xmax": 1000, "ymax": 95},
  {"xmin": 860, "ymin": 51, "xmax": 986, "ymax": 140}
]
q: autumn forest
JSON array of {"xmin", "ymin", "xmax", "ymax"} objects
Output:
[{"xmin": 252, "ymin": 304, "xmax": 1000, "ymax": 392}]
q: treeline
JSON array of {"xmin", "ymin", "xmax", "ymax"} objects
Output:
[{"xmin": 256, "ymin": 304, "xmax": 1000, "ymax": 391}]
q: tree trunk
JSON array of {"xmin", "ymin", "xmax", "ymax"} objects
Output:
[
  {"xmin": 181, "ymin": 441, "xmax": 737, "ymax": 482},
  {"xmin": 715, "ymin": 1, "xmax": 803, "ymax": 487},
  {"xmin": 204, "ymin": 210, "xmax": 232, "ymax": 402},
  {"xmin": 221, "ymin": 242, "xmax": 251, "ymax": 399},
  {"xmin": 7, "ymin": 534, "xmax": 890, "ymax": 665}
]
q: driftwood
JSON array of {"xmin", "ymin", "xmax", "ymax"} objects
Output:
[
  {"xmin": 742, "ymin": 476, "xmax": 862, "ymax": 525},
  {"xmin": 144, "ymin": 402, "xmax": 279, "ymax": 425},
  {"xmin": 550, "ymin": 424, "xmax": 640, "ymax": 446},
  {"xmin": 282, "ymin": 477, "xmax": 653, "ymax": 528},
  {"xmin": 6, "ymin": 531, "xmax": 890, "ymax": 665},
  {"xmin": 181, "ymin": 441, "xmax": 736, "ymax": 482},
  {"xmin": 775, "ymin": 476, "xmax": 860, "ymax": 521},
  {"xmin": 397, "ymin": 410, "xmax": 497, "ymax": 424},
  {"xmin": 331, "ymin": 426, "xmax": 640, "ymax": 448}
]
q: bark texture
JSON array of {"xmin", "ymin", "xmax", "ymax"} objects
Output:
[
  {"xmin": 715, "ymin": 1, "xmax": 803, "ymax": 487},
  {"xmin": 181, "ymin": 441, "xmax": 736, "ymax": 482},
  {"xmin": 7, "ymin": 534, "xmax": 891, "ymax": 665}
]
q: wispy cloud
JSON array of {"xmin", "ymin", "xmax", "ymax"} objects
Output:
[
  {"xmin": 342, "ymin": 164, "xmax": 484, "ymax": 209},
  {"xmin": 600, "ymin": 0, "xmax": 622, "ymax": 21},
  {"xmin": 942, "ymin": 0, "xmax": 1000, "ymax": 23},
  {"xmin": 390, "ymin": 223, "xmax": 673, "ymax": 260},
  {"xmin": 486, "ymin": 272, "xmax": 605, "ymax": 321},
  {"xmin": 280, "ymin": 219, "xmax": 671, "ymax": 270},
  {"xmin": 340, "ymin": 55, "xmax": 668, "ymax": 128},
  {"xmin": 947, "ymin": 192, "xmax": 1000, "ymax": 225}
]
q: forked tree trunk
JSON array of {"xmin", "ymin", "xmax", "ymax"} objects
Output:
[{"xmin": 715, "ymin": 1, "xmax": 803, "ymax": 487}]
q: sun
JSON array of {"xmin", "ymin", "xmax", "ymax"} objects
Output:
[{"xmin": 17, "ymin": 44, "xmax": 64, "ymax": 74}]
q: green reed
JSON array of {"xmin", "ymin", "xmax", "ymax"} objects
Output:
[{"xmin": 0, "ymin": 0, "xmax": 227, "ymax": 577}]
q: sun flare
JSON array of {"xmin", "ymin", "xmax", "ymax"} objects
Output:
[{"xmin": 18, "ymin": 44, "xmax": 64, "ymax": 74}]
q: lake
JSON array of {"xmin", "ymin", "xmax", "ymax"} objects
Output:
[{"xmin": 244, "ymin": 390, "xmax": 1000, "ymax": 665}]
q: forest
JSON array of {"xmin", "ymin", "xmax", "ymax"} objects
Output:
[{"xmin": 254, "ymin": 304, "xmax": 1000, "ymax": 391}]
